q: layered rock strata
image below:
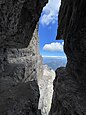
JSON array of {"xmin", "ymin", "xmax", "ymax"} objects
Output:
[{"xmin": 49, "ymin": 0, "xmax": 86, "ymax": 114}]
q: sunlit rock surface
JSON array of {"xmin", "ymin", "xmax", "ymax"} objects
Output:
[{"xmin": 38, "ymin": 65, "xmax": 55, "ymax": 115}]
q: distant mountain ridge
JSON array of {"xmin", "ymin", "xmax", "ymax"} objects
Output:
[{"xmin": 43, "ymin": 56, "xmax": 67, "ymax": 71}]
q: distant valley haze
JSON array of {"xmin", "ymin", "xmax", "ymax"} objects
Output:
[{"xmin": 42, "ymin": 56, "xmax": 67, "ymax": 71}]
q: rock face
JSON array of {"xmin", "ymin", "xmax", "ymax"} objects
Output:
[
  {"xmin": 0, "ymin": 0, "xmax": 48, "ymax": 113},
  {"xmin": 0, "ymin": 24, "xmax": 42, "ymax": 115},
  {"xmin": 0, "ymin": 0, "xmax": 47, "ymax": 48},
  {"xmin": 38, "ymin": 65, "xmax": 55, "ymax": 115},
  {"xmin": 49, "ymin": 0, "xmax": 86, "ymax": 115}
]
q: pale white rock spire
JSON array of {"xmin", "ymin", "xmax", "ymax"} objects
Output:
[{"xmin": 38, "ymin": 65, "xmax": 55, "ymax": 115}]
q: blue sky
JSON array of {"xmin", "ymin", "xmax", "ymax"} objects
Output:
[{"xmin": 38, "ymin": 0, "xmax": 66, "ymax": 57}]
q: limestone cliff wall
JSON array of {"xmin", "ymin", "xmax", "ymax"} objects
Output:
[
  {"xmin": 6, "ymin": 24, "xmax": 41, "ymax": 83},
  {"xmin": 0, "ymin": 23, "xmax": 42, "ymax": 115},
  {"xmin": 0, "ymin": 0, "xmax": 48, "ymax": 114},
  {"xmin": 38, "ymin": 65, "xmax": 55, "ymax": 115},
  {"xmin": 49, "ymin": 0, "xmax": 86, "ymax": 115}
]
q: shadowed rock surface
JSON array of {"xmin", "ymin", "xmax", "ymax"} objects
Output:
[
  {"xmin": 0, "ymin": 81, "xmax": 40, "ymax": 115},
  {"xmin": 49, "ymin": 0, "xmax": 86, "ymax": 115},
  {"xmin": 0, "ymin": 0, "xmax": 47, "ymax": 48},
  {"xmin": 0, "ymin": 0, "xmax": 48, "ymax": 114}
]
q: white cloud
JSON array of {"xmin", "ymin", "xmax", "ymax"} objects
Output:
[
  {"xmin": 43, "ymin": 42, "xmax": 64, "ymax": 52},
  {"xmin": 42, "ymin": 55, "xmax": 66, "ymax": 59},
  {"xmin": 40, "ymin": 0, "xmax": 61, "ymax": 25}
]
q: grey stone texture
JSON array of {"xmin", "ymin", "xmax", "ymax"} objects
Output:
[
  {"xmin": 0, "ymin": 0, "xmax": 48, "ymax": 114},
  {"xmin": 0, "ymin": 0, "xmax": 47, "ymax": 48},
  {"xmin": 49, "ymin": 0, "xmax": 86, "ymax": 115}
]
